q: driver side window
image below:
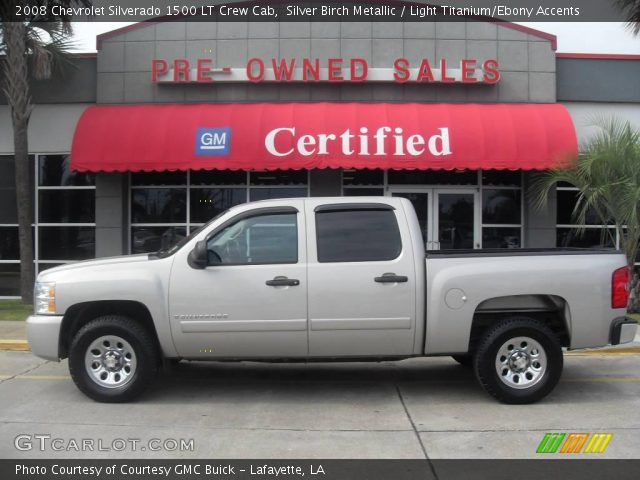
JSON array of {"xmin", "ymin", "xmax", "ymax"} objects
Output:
[{"xmin": 206, "ymin": 212, "xmax": 298, "ymax": 265}]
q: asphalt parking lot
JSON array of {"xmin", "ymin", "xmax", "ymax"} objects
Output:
[{"xmin": 0, "ymin": 350, "xmax": 639, "ymax": 459}]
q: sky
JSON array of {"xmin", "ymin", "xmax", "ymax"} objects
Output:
[{"xmin": 71, "ymin": 21, "xmax": 640, "ymax": 54}]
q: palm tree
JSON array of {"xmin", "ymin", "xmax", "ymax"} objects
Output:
[
  {"xmin": 616, "ymin": 0, "xmax": 640, "ymax": 34},
  {"xmin": 0, "ymin": 4, "xmax": 84, "ymax": 303},
  {"xmin": 531, "ymin": 117, "xmax": 640, "ymax": 311}
]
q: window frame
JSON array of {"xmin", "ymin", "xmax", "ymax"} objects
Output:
[
  {"xmin": 348, "ymin": 170, "xmax": 525, "ymax": 249},
  {"xmin": 1, "ymin": 153, "xmax": 97, "ymax": 299},
  {"xmin": 314, "ymin": 206, "xmax": 403, "ymax": 263},
  {"xmin": 128, "ymin": 170, "xmax": 309, "ymax": 254},
  {"xmin": 204, "ymin": 207, "xmax": 300, "ymax": 267},
  {"xmin": 555, "ymin": 185, "xmax": 632, "ymax": 262}
]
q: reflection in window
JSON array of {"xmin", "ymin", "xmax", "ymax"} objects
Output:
[
  {"xmin": 34, "ymin": 154, "xmax": 96, "ymax": 280},
  {"xmin": 39, "ymin": 155, "xmax": 94, "ymax": 186},
  {"xmin": 39, "ymin": 227, "xmax": 95, "ymax": 260},
  {"xmin": 131, "ymin": 189, "xmax": 186, "ymax": 223},
  {"xmin": 207, "ymin": 213, "xmax": 297, "ymax": 265},
  {"xmin": 0, "ymin": 227, "xmax": 19, "ymax": 260},
  {"xmin": 249, "ymin": 188, "xmax": 307, "ymax": 201},
  {"xmin": 482, "ymin": 189, "xmax": 521, "ymax": 225},
  {"xmin": 343, "ymin": 169, "xmax": 384, "ymax": 186},
  {"xmin": 482, "ymin": 170, "xmax": 521, "ymax": 187},
  {"xmin": 38, "ymin": 190, "xmax": 95, "ymax": 223},
  {"xmin": 131, "ymin": 171, "xmax": 186, "ymax": 186},
  {"xmin": 191, "ymin": 170, "xmax": 247, "ymax": 186},
  {"xmin": 388, "ymin": 169, "xmax": 477, "ymax": 185},
  {"xmin": 556, "ymin": 190, "xmax": 605, "ymax": 225},
  {"xmin": 190, "ymin": 188, "xmax": 245, "ymax": 223},
  {"xmin": 129, "ymin": 170, "xmax": 309, "ymax": 256},
  {"xmin": 482, "ymin": 227, "xmax": 521, "ymax": 249},
  {"xmin": 131, "ymin": 227, "xmax": 186, "ymax": 254},
  {"xmin": 0, "ymin": 264, "xmax": 20, "ymax": 296},
  {"xmin": 250, "ymin": 170, "xmax": 307, "ymax": 186},
  {"xmin": 556, "ymin": 228, "xmax": 615, "ymax": 249},
  {"xmin": 343, "ymin": 188, "xmax": 385, "ymax": 196}
]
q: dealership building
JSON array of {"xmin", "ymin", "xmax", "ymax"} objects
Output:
[{"xmin": 1, "ymin": 12, "xmax": 640, "ymax": 297}]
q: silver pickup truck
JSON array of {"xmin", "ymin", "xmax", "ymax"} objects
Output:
[{"xmin": 27, "ymin": 197, "xmax": 636, "ymax": 404}]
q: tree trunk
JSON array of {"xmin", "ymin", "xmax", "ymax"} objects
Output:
[{"xmin": 2, "ymin": 22, "xmax": 35, "ymax": 304}]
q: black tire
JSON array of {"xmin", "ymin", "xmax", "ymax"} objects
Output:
[
  {"xmin": 451, "ymin": 354, "xmax": 473, "ymax": 367},
  {"xmin": 68, "ymin": 315, "xmax": 158, "ymax": 402},
  {"xmin": 473, "ymin": 317, "xmax": 563, "ymax": 404}
]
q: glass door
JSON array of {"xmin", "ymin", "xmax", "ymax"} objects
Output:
[
  {"xmin": 391, "ymin": 190, "xmax": 433, "ymax": 250},
  {"xmin": 390, "ymin": 188, "xmax": 479, "ymax": 250},
  {"xmin": 434, "ymin": 190, "xmax": 480, "ymax": 250}
]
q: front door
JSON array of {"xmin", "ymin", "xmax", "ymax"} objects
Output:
[
  {"xmin": 391, "ymin": 188, "xmax": 480, "ymax": 250},
  {"xmin": 168, "ymin": 202, "xmax": 308, "ymax": 358}
]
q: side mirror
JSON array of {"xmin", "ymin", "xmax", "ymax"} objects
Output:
[{"xmin": 187, "ymin": 241, "xmax": 208, "ymax": 269}]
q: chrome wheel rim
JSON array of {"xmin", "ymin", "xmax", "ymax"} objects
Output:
[
  {"xmin": 495, "ymin": 336, "xmax": 547, "ymax": 389},
  {"xmin": 84, "ymin": 335, "xmax": 137, "ymax": 388}
]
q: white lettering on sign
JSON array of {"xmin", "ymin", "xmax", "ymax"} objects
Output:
[
  {"xmin": 201, "ymin": 132, "xmax": 227, "ymax": 149},
  {"xmin": 265, "ymin": 127, "xmax": 451, "ymax": 157}
]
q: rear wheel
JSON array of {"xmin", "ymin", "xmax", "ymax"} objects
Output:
[
  {"xmin": 474, "ymin": 317, "xmax": 563, "ymax": 404},
  {"xmin": 69, "ymin": 315, "xmax": 158, "ymax": 402}
]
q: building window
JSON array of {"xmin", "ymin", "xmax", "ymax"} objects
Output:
[
  {"xmin": 388, "ymin": 169, "xmax": 478, "ymax": 186},
  {"xmin": 342, "ymin": 169, "xmax": 385, "ymax": 196},
  {"xmin": 351, "ymin": 169, "xmax": 523, "ymax": 249},
  {"xmin": 37, "ymin": 155, "xmax": 96, "ymax": 272},
  {"xmin": 129, "ymin": 170, "xmax": 308, "ymax": 254},
  {"xmin": 556, "ymin": 184, "xmax": 621, "ymax": 253},
  {"xmin": 0, "ymin": 155, "xmax": 35, "ymax": 297}
]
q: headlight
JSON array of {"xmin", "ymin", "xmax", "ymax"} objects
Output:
[{"xmin": 34, "ymin": 282, "xmax": 56, "ymax": 315}]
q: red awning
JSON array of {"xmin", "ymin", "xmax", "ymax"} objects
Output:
[{"xmin": 70, "ymin": 103, "xmax": 577, "ymax": 172}]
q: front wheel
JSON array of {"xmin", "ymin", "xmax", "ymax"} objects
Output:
[
  {"xmin": 68, "ymin": 316, "xmax": 158, "ymax": 402},
  {"xmin": 474, "ymin": 317, "xmax": 563, "ymax": 404}
]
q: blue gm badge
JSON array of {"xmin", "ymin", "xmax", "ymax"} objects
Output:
[{"xmin": 195, "ymin": 128, "xmax": 231, "ymax": 155}]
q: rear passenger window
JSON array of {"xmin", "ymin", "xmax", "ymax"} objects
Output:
[{"xmin": 315, "ymin": 209, "xmax": 402, "ymax": 262}]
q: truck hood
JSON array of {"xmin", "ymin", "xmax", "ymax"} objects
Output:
[{"xmin": 37, "ymin": 254, "xmax": 150, "ymax": 280}]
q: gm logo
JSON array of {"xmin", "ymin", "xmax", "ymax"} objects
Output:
[{"xmin": 195, "ymin": 128, "xmax": 230, "ymax": 155}]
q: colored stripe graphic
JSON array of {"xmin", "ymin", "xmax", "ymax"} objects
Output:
[
  {"xmin": 584, "ymin": 433, "xmax": 613, "ymax": 454},
  {"xmin": 537, "ymin": 433, "xmax": 613, "ymax": 454},
  {"xmin": 560, "ymin": 433, "xmax": 589, "ymax": 453},
  {"xmin": 537, "ymin": 433, "xmax": 566, "ymax": 453}
]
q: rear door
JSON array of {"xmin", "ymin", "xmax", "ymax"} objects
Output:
[{"xmin": 305, "ymin": 200, "xmax": 417, "ymax": 357}]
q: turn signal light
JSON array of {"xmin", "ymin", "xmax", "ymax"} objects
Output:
[{"xmin": 612, "ymin": 266, "xmax": 629, "ymax": 309}]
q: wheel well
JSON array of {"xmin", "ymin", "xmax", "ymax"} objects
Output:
[
  {"xmin": 59, "ymin": 301, "xmax": 160, "ymax": 359},
  {"xmin": 468, "ymin": 295, "xmax": 571, "ymax": 353}
]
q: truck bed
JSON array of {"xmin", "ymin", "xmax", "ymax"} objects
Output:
[{"xmin": 426, "ymin": 247, "xmax": 619, "ymax": 258}]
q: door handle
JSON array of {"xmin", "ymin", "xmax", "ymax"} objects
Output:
[
  {"xmin": 266, "ymin": 276, "xmax": 300, "ymax": 287},
  {"xmin": 374, "ymin": 273, "xmax": 408, "ymax": 283}
]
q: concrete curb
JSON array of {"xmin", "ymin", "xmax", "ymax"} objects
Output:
[{"xmin": 0, "ymin": 340, "xmax": 639, "ymax": 355}]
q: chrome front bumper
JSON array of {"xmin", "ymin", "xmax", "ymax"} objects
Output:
[{"xmin": 26, "ymin": 315, "xmax": 64, "ymax": 361}]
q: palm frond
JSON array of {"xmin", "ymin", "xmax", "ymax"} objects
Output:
[
  {"xmin": 531, "ymin": 116, "xmax": 640, "ymax": 267},
  {"xmin": 616, "ymin": 0, "xmax": 640, "ymax": 34}
]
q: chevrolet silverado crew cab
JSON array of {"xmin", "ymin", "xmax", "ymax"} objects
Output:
[{"xmin": 27, "ymin": 197, "xmax": 637, "ymax": 404}]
